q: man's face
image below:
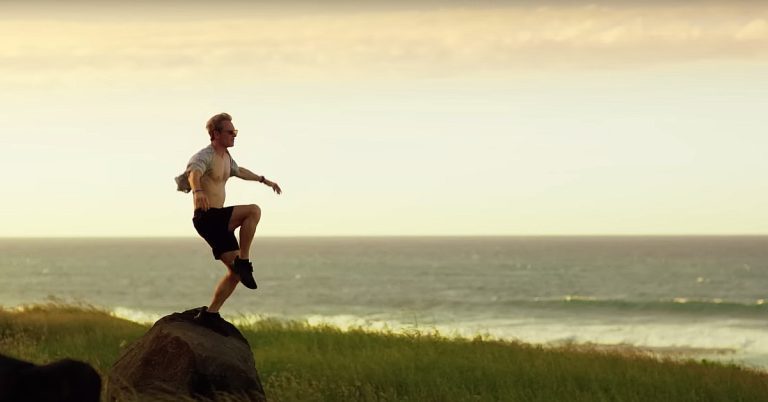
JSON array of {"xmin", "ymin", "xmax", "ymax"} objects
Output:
[{"xmin": 215, "ymin": 120, "xmax": 237, "ymax": 147}]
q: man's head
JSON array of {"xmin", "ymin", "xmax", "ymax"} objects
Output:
[{"xmin": 206, "ymin": 113, "xmax": 237, "ymax": 147}]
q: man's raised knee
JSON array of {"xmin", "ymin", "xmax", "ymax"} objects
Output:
[{"xmin": 250, "ymin": 204, "xmax": 261, "ymax": 221}]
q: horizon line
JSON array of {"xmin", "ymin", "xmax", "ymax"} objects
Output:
[{"xmin": 1, "ymin": 234, "xmax": 768, "ymax": 239}]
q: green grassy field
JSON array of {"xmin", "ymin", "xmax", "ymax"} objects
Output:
[{"xmin": 1, "ymin": 303, "xmax": 767, "ymax": 401}]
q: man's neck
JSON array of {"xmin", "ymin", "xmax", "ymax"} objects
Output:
[{"xmin": 210, "ymin": 141, "xmax": 228, "ymax": 156}]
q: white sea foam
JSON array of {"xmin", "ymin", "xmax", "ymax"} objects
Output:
[
  {"xmin": 99, "ymin": 303, "xmax": 768, "ymax": 370},
  {"xmin": 227, "ymin": 312, "xmax": 768, "ymax": 369},
  {"xmin": 104, "ymin": 302, "xmax": 768, "ymax": 369},
  {"xmin": 110, "ymin": 307, "xmax": 163, "ymax": 324}
]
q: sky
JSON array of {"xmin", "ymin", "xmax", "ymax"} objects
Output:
[{"xmin": 2, "ymin": 1, "xmax": 768, "ymax": 237}]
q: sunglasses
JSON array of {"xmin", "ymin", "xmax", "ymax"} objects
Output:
[{"xmin": 219, "ymin": 129, "xmax": 238, "ymax": 135}]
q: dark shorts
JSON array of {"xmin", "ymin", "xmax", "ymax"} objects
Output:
[{"xmin": 192, "ymin": 207, "xmax": 239, "ymax": 260}]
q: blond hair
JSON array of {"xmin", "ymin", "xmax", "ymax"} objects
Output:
[{"xmin": 205, "ymin": 113, "xmax": 233, "ymax": 140}]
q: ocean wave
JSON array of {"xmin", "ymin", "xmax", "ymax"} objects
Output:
[
  {"xmin": 498, "ymin": 297, "xmax": 768, "ymax": 316},
  {"xmin": 227, "ymin": 311, "xmax": 768, "ymax": 369},
  {"xmin": 102, "ymin": 304, "xmax": 768, "ymax": 370},
  {"xmin": 110, "ymin": 306, "xmax": 163, "ymax": 324}
]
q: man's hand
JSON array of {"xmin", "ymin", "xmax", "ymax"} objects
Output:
[
  {"xmin": 264, "ymin": 180, "xmax": 282, "ymax": 195},
  {"xmin": 194, "ymin": 191, "xmax": 210, "ymax": 210}
]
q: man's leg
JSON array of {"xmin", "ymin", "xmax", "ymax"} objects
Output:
[
  {"xmin": 207, "ymin": 251, "xmax": 240, "ymax": 313},
  {"xmin": 227, "ymin": 204, "xmax": 261, "ymax": 259}
]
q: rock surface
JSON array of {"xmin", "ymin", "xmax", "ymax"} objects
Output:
[
  {"xmin": 107, "ymin": 307, "xmax": 266, "ymax": 401},
  {"xmin": 0, "ymin": 354, "xmax": 101, "ymax": 402}
]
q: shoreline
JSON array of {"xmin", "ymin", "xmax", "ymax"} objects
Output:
[
  {"xmin": 3, "ymin": 303, "xmax": 768, "ymax": 401},
  {"xmin": 4, "ymin": 300, "xmax": 761, "ymax": 371}
]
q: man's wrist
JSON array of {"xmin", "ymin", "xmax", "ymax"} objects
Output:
[{"xmin": 193, "ymin": 189, "xmax": 205, "ymax": 193}]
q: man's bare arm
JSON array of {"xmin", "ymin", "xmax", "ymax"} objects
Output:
[
  {"xmin": 236, "ymin": 167, "xmax": 265, "ymax": 182},
  {"xmin": 188, "ymin": 169, "xmax": 210, "ymax": 210},
  {"xmin": 189, "ymin": 169, "xmax": 203, "ymax": 191},
  {"xmin": 237, "ymin": 167, "xmax": 282, "ymax": 195}
]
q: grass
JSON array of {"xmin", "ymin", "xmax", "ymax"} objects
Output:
[{"xmin": 2, "ymin": 303, "xmax": 768, "ymax": 401}]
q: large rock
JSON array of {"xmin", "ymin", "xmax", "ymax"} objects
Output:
[
  {"xmin": 0, "ymin": 354, "xmax": 101, "ymax": 402},
  {"xmin": 107, "ymin": 307, "xmax": 266, "ymax": 401}
]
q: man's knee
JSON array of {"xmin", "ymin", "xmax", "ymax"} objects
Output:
[
  {"xmin": 220, "ymin": 252, "xmax": 242, "ymax": 281},
  {"xmin": 226, "ymin": 270, "xmax": 240, "ymax": 283},
  {"xmin": 220, "ymin": 251, "xmax": 238, "ymax": 267},
  {"xmin": 249, "ymin": 204, "xmax": 261, "ymax": 221}
]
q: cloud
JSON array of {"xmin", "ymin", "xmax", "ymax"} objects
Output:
[
  {"xmin": 2, "ymin": 4, "xmax": 768, "ymax": 88},
  {"xmin": 736, "ymin": 18, "xmax": 768, "ymax": 40}
]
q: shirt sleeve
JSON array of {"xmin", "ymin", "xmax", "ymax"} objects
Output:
[
  {"xmin": 175, "ymin": 147, "xmax": 212, "ymax": 193},
  {"xmin": 186, "ymin": 150, "xmax": 210, "ymax": 175}
]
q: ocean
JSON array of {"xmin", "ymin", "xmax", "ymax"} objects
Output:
[{"xmin": 2, "ymin": 236, "xmax": 767, "ymax": 368}]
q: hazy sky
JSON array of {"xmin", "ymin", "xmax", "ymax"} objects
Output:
[{"xmin": 2, "ymin": 1, "xmax": 767, "ymax": 236}]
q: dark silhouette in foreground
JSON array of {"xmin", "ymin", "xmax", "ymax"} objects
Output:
[
  {"xmin": 107, "ymin": 307, "xmax": 266, "ymax": 401},
  {"xmin": 0, "ymin": 354, "xmax": 101, "ymax": 402}
]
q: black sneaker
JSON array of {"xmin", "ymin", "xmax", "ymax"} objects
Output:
[
  {"xmin": 193, "ymin": 307, "xmax": 229, "ymax": 336},
  {"xmin": 233, "ymin": 257, "xmax": 258, "ymax": 289}
]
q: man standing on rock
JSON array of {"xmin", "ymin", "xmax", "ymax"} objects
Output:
[{"xmin": 175, "ymin": 112, "xmax": 282, "ymax": 326}]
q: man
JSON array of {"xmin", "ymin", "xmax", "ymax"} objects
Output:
[{"xmin": 175, "ymin": 112, "xmax": 282, "ymax": 328}]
